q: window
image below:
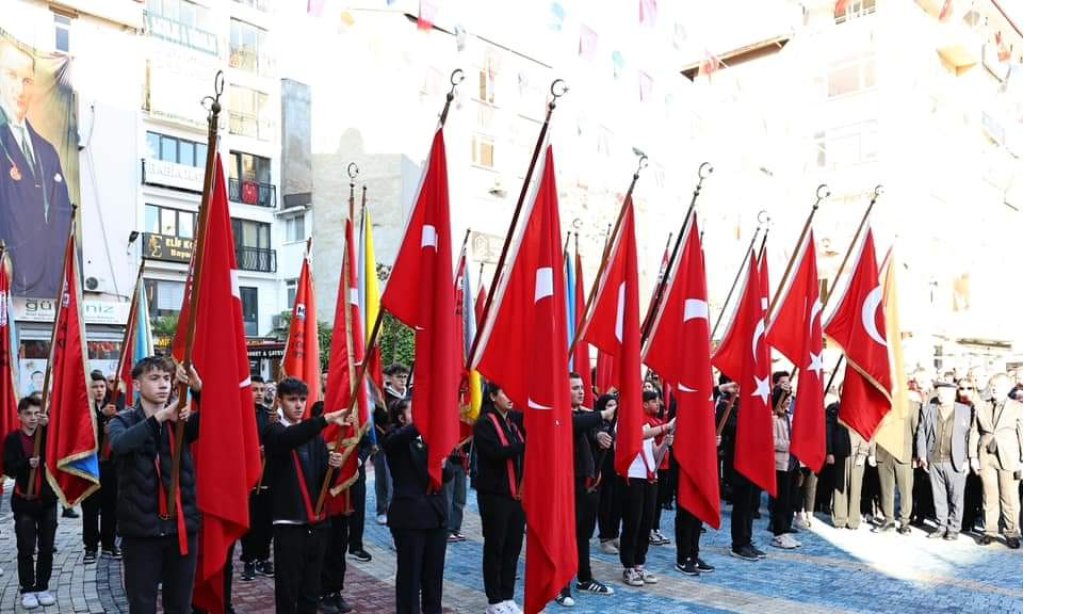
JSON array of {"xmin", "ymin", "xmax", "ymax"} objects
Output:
[
  {"xmin": 286, "ymin": 278, "xmax": 297, "ymax": 308},
  {"xmin": 228, "ymin": 151, "xmax": 272, "ymax": 183},
  {"xmin": 145, "ymin": 205, "xmax": 196, "ymax": 238},
  {"xmin": 471, "ymin": 134, "xmax": 495, "ymax": 169},
  {"xmin": 146, "ymin": 132, "xmax": 207, "ymax": 168},
  {"xmin": 230, "ymin": 19, "xmax": 271, "ymax": 75},
  {"xmin": 233, "ymin": 219, "xmax": 271, "ymax": 248},
  {"xmin": 477, "ymin": 54, "xmax": 498, "ymax": 105},
  {"xmin": 285, "ymin": 214, "xmax": 305, "ymax": 242},
  {"xmin": 834, "ymin": 0, "xmax": 877, "ymax": 24},
  {"xmin": 229, "ymin": 86, "xmax": 272, "ymax": 140},
  {"xmin": 826, "ymin": 53, "xmax": 876, "ymax": 98},
  {"xmin": 240, "ymin": 287, "xmax": 259, "ymax": 336},
  {"xmin": 233, "ymin": 0, "xmax": 271, "ymax": 13},
  {"xmin": 813, "ymin": 120, "xmax": 879, "ymax": 169},
  {"xmin": 54, "ymin": 13, "xmax": 71, "ymax": 53},
  {"xmin": 144, "ymin": 279, "xmax": 186, "ymax": 319},
  {"xmin": 146, "ymin": 0, "xmax": 217, "ymax": 55}
]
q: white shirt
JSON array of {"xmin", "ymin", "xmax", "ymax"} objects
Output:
[{"xmin": 627, "ymin": 435, "xmax": 657, "ymax": 480}]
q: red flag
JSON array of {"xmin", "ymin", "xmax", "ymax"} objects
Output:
[
  {"xmin": 474, "ymin": 282, "xmax": 486, "ymax": 325},
  {"xmin": 171, "ymin": 262, "xmax": 194, "ymax": 362},
  {"xmin": 643, "ymin": 214, "xmax": 721, "ymax": 527},
  {"xmin": 282, "ymin": 249, "xmax": 322, "ymax": 419},
  {"xmin": 823, "ymin": 226, "xmax": 892, "ymax": 439},
  {"xmin": 767, "ymin": 231, "xmax": 826, "ymax": 471},
  {"xmin": 472, "ymin": 147, "xmax": 576, "ymax": 614},
  {"xmin": 323, "ymin": 219, "xmax": 365, "ymax": 505},
  {"xmin": 0, "ymin": 251, "xmax": 17, "ymax": 484},
  {"xmin": 42, "ymin": 230, "xmax": 100, "ymax": 506},
  {"xmin": 191, "ymin": 156, "xmax": 263, "ymax": 612},
  {"xmin": 571, "ymin": 245, "xmax": 593, "ymax": 407},
  {"xmin": 581, "ymin": 200, "xmax": 641, "ymax": 476},
  {"xmin": 382, "ymin": 129, "xmax": 459, "ymax": 490},
  {"xmin": 711, "ymin": 249, "xmax": 776, "ymax": 497}
]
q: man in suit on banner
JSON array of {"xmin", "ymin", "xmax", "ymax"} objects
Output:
[{"xmin": 0, "ymin": 40, "xmax": 72, "ymax": 298}]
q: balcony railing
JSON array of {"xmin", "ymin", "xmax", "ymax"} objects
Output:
[
  {"xmin": 145, "ymin": 11, "xmax": 218, "ymax": 56},
  {"xmin": 228, "ymin": 111, "xmax": 275, "ymax": 141},
  {"xmin": 235, "ymin": 246, "xmax": 277, "ymax": 273},
  {"xmin": 228, "ymin": 178, "xmax": 277, "ymax": 207}
]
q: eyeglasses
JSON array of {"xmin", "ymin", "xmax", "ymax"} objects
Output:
[{"xmin": 958, "ymin": 387, "xmax": 975, "ymax": 391}]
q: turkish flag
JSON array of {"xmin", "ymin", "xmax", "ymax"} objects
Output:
[
  {"xmin": 323, "ymin": 219, "xmax": 365, "ymax": 505},
  {"xmin": 582, "ymin": 199, "xmax": 641, "ymax": 477},
  {"xmin": 571, "ymin": 246, "xmax": 593, "ymax": 407},
  {"xmin": 191, "ymin": 156, "xmax": 263, "ymax": 612},
  {"xmin": 282, "ymin": 249, "xmax": 322, "ymax": 419},
  {"xmin": 823, "ymin": 226, "xmax": 892, "ymax": 440},
  {"xmin": 43, "ymin": 230, "xmax": 100, "ymax": 506},
  {"xmin": 0, "ymin": 252, "xmax": 18, "ymax": 483},
  {"xmin": 382, "ymin": 129, "xmax": 459, "ymax": 490},
  {"xmin": 767, "ymin": 231, "xmax": 826, "ymax": 472},
  {"xmin": 472, "ymin": 147, "xmax": 576, "ymax": 614},
  {"xmin": 711, "ymin": 249, "xmax": 776, "ymax": 497},
  {"xmin": 643, "ymin": 214, "xmax": 721, "ymax": 527}
]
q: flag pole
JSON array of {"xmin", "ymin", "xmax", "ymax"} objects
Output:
[
  {"xmin": 469, "ymin": 79, "xmax": 569, "ymax": 363},
  {"xmin": 641, "ymin": 162, "xmax": 713, "ymax": 345},
  {"xmin": 316, "ymin": 69, "xmax": 465, "ymax": 515},
  {"xmin": 111, "ymin": 258, "xmax": 147, "ymax": 409},
  {"xmin": 768, "ymin": 185, "xmax": 830, "ymax": 316},
  {"xmin": 28, "ymin": 209, "xmax": 78, "ymax": 499},
  {"xmin": 573, "ymin": 155, "xmax": 649, "ymax": 358},
  {"xmin": 819, "ymin": 184, "xmax": 885, "ymax": 397},
  {"xmin": 168, "ymin": 71, "xmax": 225, "ymax": 516},
  {"xmin": 710, "ymin": 210, "xmax": 770, "ymax": 341},
  {"xmin": 639, "ymin": 231, "xmax": 670, "ymax": 336}
]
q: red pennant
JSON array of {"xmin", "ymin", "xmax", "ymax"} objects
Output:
[
  {"xmin": 283, "ymin": 250, "xmax": 322, "ymax": 419},
  {"xmin": 571, "ymin": 245, "xmax": 593, "ymax": 408}
]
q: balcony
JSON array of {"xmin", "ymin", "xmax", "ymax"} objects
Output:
[
  {"xmin": 228, "ymin": 111, "xmax": 275, "ymax": 141},
  {"xmin": 229, "ymin": 47, "xmax": 275, "ymax": 76},
  {"xmin": 145, "ymin": 11, "xmax": 218, "ymax": 56},
  {"xmin": 233, "ymin": 0, "xmax": 272, "ymax": 12},
  {"xmin": 235, "ymin": 246, "xmax": 277, "ymax": 273},
  {"xmin": 228, "ymin": 178, "xmax": 277, "ymax": 207}
]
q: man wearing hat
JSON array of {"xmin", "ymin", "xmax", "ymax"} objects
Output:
[{"xmin": 915, "ymin": 381, "xmax": 973, "ymax": 540}]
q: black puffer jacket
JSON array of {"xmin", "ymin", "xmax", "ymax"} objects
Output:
[{"xmin": 108, "ymin": 408, "xmax": 201, "ymax": 539}]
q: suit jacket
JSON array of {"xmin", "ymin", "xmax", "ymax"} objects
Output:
[
  {"xmin": 383, "ymin": 423, "xmax": 453, "ymax": 530},
  {"xmin": 969, "ymin": 397, "xmax": 1022, "ymax": 471},
  {"xmin": 874, "ymin": 401, "xmax": 921, "ymax": 465},
  {"xmin": 0, "ymin": 113, "xmax": 72, "ymax": 298},
  {"xmin": 916, "ymin": 402, "xmax": 972, "ymax": 472}
]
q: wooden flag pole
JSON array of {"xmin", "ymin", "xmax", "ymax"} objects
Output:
[
  {"xmin": 111, "ymin": 258, "xmax": 147, "ymax": 408},
  {"xmin": 167, "ymin": 72, "xmax": 225, "ymax": 516},
  {"xmin": 572, "ymin": 154, "xmax": 649, "ymax": 359},
  {"xmin": 27, "ymin": 209, "xmax": 77, "ymax": 499},
  {"xmin": 469, "ymin": 79, "xmax": 569, "ymax": 364},
  {"xmin": 642, "ymin": 162, "xmax": 713, "ymax": 346},
  {"xmin": 768, "ymin": 185, "xmax": 830, "ymax": 316}
]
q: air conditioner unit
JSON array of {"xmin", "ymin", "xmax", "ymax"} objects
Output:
[
  {"xmin": 272, "ymin": 314, "xmax": 288, "ymax": 330},
  {"xmin": 85, "ymin": 276, "xmax": 100, "ymax": 291}
]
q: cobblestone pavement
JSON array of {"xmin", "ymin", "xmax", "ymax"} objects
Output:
[{"xmin": 1, "ymin": 469, "xmax": 1022, "ymax": 613}]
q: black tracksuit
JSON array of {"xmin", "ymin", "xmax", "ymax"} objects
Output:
[
  {"xmin": 4, "ymin": 427, "xmax": 58, "ymax": 594},
  {"xmin": 472, "ymin": 407, "xmax": 525, "ymax": 606},
  {"xmin": 82, "ymin": 397, "xmax": 120, "ymax": 553},
  {"xmin": 241, "ymin": 402, "xmax": 274, "ymax": 565},
  {"xmin": 571, "ymin": 409, "xmax": 605, "ymax": 586}
]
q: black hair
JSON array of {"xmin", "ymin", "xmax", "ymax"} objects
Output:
[
  {"xmin": 388, "ymin": 398, "xmax": 411, "ymax": 426},
  {"xmin": 773, "ymin": 371, "xmax": 790, "ymax": 384},
  {"xmin": 569, "ymin": 372, "xmax": 583, "ymax": 381},
  {"xmin": 90, "ymin": 371, "xmax": 107, "ymax": 383},
  {"xmin": 18, "ymin": 395, "xmax": 42, "ymax": 413},
  {"xmin": 594, "ymin": 393, "xmax": 617, "ymax": 413},
  {"xmin": 718, "ymin": 373, "xmax": 733, "ymax": 386},
  {"xmin": 384, "ymin": 363, "xmax": 410, "ymax": 376},
  {"xmin": 132, "ymin": 355, "xmax": 175, "ymax": 380},
  {"xmin": 252, "ymin": 374, "xmax": 266, "ymax": 384},
  {"xmin": 276, "ymin": 377, "xmax": 308, "ymax": 399},
  {"xmin": 642, "ymin": 389, "xmax": 660, "ymax": 403}
]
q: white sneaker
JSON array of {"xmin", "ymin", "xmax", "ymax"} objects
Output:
[
  {"xmin": 484, "ymin": 603, "xmax": 504, "ymax": 614},
  {"xmin": 504, "ymin": 601, "xmax": 523, "ymax": 614},
  {"xmin": 772, "ymin": 534, "xmax": 800, "ymax": 550},
  {"xmin": 377, "ymin": 514, "xmax": 388, "ymax": 525},
  {"xmin": 600, "ymin": 540, "xmax": 619, "ymax": 554},
  {"xmin": 36, "ymin": 591, "xmax": 56, "ymax": 606},
  {"xmin": 635, "ymin": 566, "xmax": 658, "ymax": 584},
  {"xmin": 20, "ymin": 593, "xmax": 39, "ymax": 609}
]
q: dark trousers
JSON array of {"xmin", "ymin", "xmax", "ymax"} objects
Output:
[
  {"xmin": 912, "ymin": 467, "xmax": 935, "ymax": 523},
  {"xmin": 373, "ymin": 450, "xmax": 392, "ymax": 515},
  {"xmin": 443, "ymin": 462, "xmax": 467, "ymax": 534},
  {"xmin": 861, "ymin": 464, "xmax": 881, "ymax": 519},
  {"xmin": 619, "ymin": 478, "xmax": 657, "ymax": 569},
  {"xmin": 674, "ymin": 505, "xmax": 702, "ymax": 565},
  {"xmin": 596, "ymin": 463, "xmax": 622, "ymax": 541},
  {"xmin": 771, "ymin": 469, "xmax": 797, "ymax": 535},
  {"xmin": 390, "ymin": 527, "xmax": 447, "ymax": 614},
  {"xmin": 15, "ymin": 504, "xmax": 57, "ymax": 592},
  {"xmin": 81, "ymin": 462, "xmax": 117, "ymax": 552},
  {"xmin": 652, "ymin": 464, "xmax": 675, "ymax": 531},
  {"xmin": 962, "ymin": 472, "xmax": 983, "ymax": 531},
  {"xmin": 274, "ymin": 524, "xmax": 328, "ymax": 614},
  {"xmin": 122, "ymin": 535, "xmax": 198, "ymax": 614},
  {"xmin": 574, "ymin": 482, "xmax": 600, "ymax": 583},
  {"xmin": 477, "ymin": 492, "xmax": 524, "ymax": 604},
  {"xmin": 322, "ymin": 515, "xmax": 349, "ymax": 595},
  {"xmin": 241, "ymin": 487, "xmax": 273, "ymax": 563},
  {"xmin": 814, "ymin": 467, "xmax": 834, "ymax": 513},
  {"xmin": 348, "ymin": 475, "xmax": 366, "ymax": 550},
  {"xmin": 730, "ymin": 472, "xmax": 757, "ymax": 550}
]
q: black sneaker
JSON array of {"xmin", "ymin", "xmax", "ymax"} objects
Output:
[
  {"xmin": 62, "ymin": 508, "xmax": 80, "ymax": 519},
  {"xmin": 575, "ymin": 579, "xmax": 614, "ymax": 595},
  {"xmin": 694, "ymin": 557, "xmax": 714, "ymax": 573},
  {"xmin": 729, "ymin": 546, "xmax": 759, "ymax": 562},
  {"xmin": 241, "ymin": 561, "xmax": 257, "ymax": 582},
  {"xmin": 257, "ymin": 560, "xmax": 275, "ymax": 576},
  {"xmin": 83, "ymin": 550, "xmax": 96, "ymax": 564},
  {"xmin": 897, "ymin": 526, "xmax": 912, "ymax": 535},
  {"xmin": 318, "ymin": 596, "xmax": 340, "ymax": 614},
  {"xmin": 103, "ymin": 547, "xmax": 122, "ymax": 559},
  {"xmin": 1006, "ymin": 537, "xmax": 1022, "ymax": 549},
  {"xmin": 349, "ymin": 547, "xmax": 372, "ymax": 562},
  {"xmin": 751, "ymin": 546, "xmax": 767, "ymax": 559},
  {"xmin": 331, "ymin": 593, "xmax": 353, "ymax": 613},
  {"xmin": 674, "ymin": 560, "xmax": 700, "ymax": 576}
]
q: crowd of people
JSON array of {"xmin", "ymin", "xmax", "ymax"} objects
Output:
[{"xmin": 2, "ymin": 356, "xmax": 1022, "ymax": 614}]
